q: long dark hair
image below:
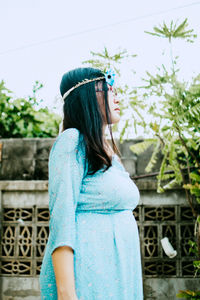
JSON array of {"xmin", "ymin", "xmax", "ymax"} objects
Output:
[{"xmin": 60, "ymin": 67, "xmax": 120, "ymax": 175}]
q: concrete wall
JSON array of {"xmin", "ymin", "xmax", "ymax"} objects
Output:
[{"xmin": 0, "ymin": 137, "xmax": 162, "ymax": 180}]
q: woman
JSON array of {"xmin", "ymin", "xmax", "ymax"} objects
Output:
[{"xmin": 39, "ymin": 67, "xmax": 143, "ymax": 299}]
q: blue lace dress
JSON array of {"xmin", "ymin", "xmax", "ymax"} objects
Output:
[{"xmin": 39, "ymin": 128, "xmax": 143, "ymax": 300}]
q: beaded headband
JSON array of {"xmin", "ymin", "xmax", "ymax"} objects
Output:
[{"xmin": 62, "ymin": 69, "xmax": 115, "ymax": 101}]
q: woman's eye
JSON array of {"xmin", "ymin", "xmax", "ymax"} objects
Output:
[{"xmin": 108, "ymin": 86, "xmax": 117, "ymax": 96}]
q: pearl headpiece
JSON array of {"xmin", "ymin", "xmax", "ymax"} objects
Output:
[{"xmin": 62, "ymin": 69, "xmax": 116, "ymax": 101}]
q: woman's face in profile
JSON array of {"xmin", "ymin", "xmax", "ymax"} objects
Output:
[
  {"xmin": 96, "ymin": 81, "xmax": 120, "ymax": 125},
  {"xmin": 107, "ymin": 84, "xmax": 120, "ymax": 124}
]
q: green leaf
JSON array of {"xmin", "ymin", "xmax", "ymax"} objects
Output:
[
  {"xmin": 129, "ymin": 139, "xmax": 156, "ymax": 155},
  {"xmin": 190, "ymin": 172, "xmax": 200, "ymax": 182},
  {"xmin": 145, "ymin": 141, "xmax": 160, "ymax": 173}
]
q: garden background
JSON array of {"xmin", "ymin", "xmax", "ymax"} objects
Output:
[{"xmin": 0, "ymin": 0, "xmax": 200, "ymax": 299}]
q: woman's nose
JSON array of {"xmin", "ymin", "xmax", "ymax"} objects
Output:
[{"xmin": 114, "ymin": 97, "xmax": 119, "ymax": 104}]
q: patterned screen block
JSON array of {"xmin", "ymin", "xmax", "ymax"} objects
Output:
[{"xmin": 0, "ymin": 206, "xmax": 199, "ymax": 278}]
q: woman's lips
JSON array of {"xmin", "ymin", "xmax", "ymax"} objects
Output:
[{"xmin": 115, "ymin": 108, "xmax": 120, "ymax": 112}]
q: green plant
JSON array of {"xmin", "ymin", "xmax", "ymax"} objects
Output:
[
  {"xmin": 131, "ymin": 18, "xmax": 200, "ymax": 296},
  {"xmin": 83, "ymin": 19, "xmax": 200, "ymax": 295},
  {"xmin": 145, "ymin": 18, "xmax": 197, "ymax": 73},
  {"xmin": 0, "ymin": 80, "xmax": 61, "ymax": 138},
  {"xmin": 176, "ymin": 290, "xmax": 200, "ymax": 299}
]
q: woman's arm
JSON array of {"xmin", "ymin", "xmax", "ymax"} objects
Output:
[
  {"xmin": 52, "ymin": 246, "xmax": 78, "ymax": 300},
  {"xmin": 47, "ymin": 129, "xmax": 85, "ymax": 299}
]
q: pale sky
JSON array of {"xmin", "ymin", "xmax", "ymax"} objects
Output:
[{"xmin": 1, "ymin": 0, "xmax": 200, "ymax": 135}]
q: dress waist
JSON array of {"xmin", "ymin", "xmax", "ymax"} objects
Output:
[{"xmin": 76, "ymin": 208, "xmax": 133, "ymax": 214}]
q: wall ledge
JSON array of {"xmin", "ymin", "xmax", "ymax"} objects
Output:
[
  {"xmin": 0, "ymin": 180, "xmax": 183, "ymax": 192},
  {"xmin": 0, "ymin": 180, "xmax": 48, "ymax": 191}
]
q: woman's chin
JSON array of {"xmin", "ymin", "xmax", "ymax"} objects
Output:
[{"xmin": 112, "ymin": 116, "xmax": 121, "ymax": 124}]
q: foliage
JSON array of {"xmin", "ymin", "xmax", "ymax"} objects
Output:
[
  {"xmin": 144, "ymin": 18, "xmax": 197, "ymax": 43},
  {"xmin": 138, "ymin": 68, "xmax": 200, "ymax": 196},
  {"xmin": 82, "ymin": 19, "xmax": 200, "ymax": 288},
  {"xmin": 134, "ymin": 19, "xmax": 200, "ymax": 287},
  {"xmin": 176, "ymin": 290, "xmax": 200, "ymax": 299},
  {"xmin": 0, "ymin": 80, "xmax": 61, "ymax": 138},
  {"xmin": 83, "ymin": 47, "xmax": 137, "ymax": 76},
  {"xmin": 145, "ymin": 19, "xmax": 197, "ymax": 74}
]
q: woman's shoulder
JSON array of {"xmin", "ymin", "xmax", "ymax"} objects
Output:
[{"xmin": 53, "ymin": 128, "xmax": 83, "ymax": 153}]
